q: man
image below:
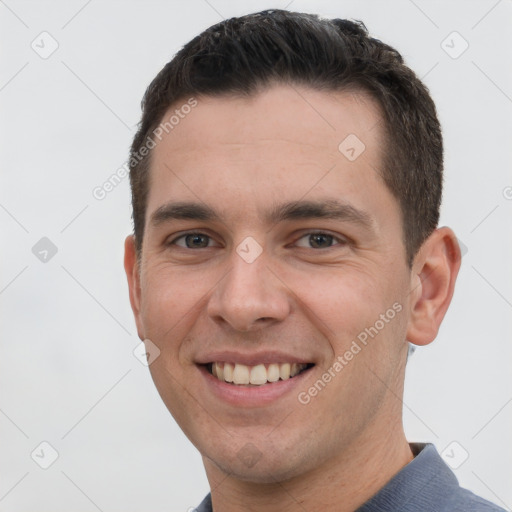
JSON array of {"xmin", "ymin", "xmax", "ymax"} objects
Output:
[{"xmin": 124, "ymin": 10, "xmax": 504, "ymax": 511}]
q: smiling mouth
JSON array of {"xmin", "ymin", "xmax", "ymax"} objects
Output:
[{"xmin": 206, "ymin": 362, "xmax": 315, "ymax": 386}]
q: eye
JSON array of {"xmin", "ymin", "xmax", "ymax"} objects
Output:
[
  {"xmin": 170, "ymin": 232, "xmax": 216, "ymax": 249},
  {"xmin": 294, "ymin": 232, "xmax": 346, "ymax": 249}
]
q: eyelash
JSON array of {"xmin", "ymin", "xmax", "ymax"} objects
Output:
[{"xmin": 168, "ymin": 231, "xmax": 348, "ymax": 250}]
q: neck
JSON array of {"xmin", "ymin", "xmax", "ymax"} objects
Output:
[{"xmin": 203, "ymin": 422, "xmax": 413, "ymax": 512}]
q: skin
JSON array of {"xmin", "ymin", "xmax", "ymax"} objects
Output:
[{"xmin": 124, "ymin": 85, "xmax": 461, "ymax": 511}]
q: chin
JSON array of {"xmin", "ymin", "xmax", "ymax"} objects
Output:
[
  {"xmin": 211, "ymin": 457, "xmax": 299, "ymax": 484},
  {"xmin": 203, "ymin": 440, "xmax": 320, "ymax": 485}
]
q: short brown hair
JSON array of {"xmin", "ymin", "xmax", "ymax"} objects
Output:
[{"xmin": 129, "ymin": 9, "xmax": 443, "ymax": 266}]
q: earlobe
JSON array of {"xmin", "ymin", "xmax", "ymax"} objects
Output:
[
  {"xmin": 406, "ymin": 227, "xmax": 461, "ymax": 346},
  {"xmin": 124, "ymin": 235, "xmax": 145, "ymax": 340}
]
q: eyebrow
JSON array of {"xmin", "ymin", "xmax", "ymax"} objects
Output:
[
  {"xmin": 150, "ymin": 201, "xmax": 221, "ymax": 226},
  {"xmin": 149, "ymin": 199, "xmax": 374, "ymax": 231},
  {"xmin": 266, "ymin": 199, "xmax": 373, "ymax": 229}
]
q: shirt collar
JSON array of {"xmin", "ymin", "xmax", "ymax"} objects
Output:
[{"xmin": 356, "ymin": 443, "xmax": 459, "ymax": 511}]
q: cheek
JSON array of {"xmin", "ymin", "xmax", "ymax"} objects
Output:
[
  {"xmin": 294, "ymin": 268, "xmax": 392, "ymax": 337},
  {"xmin": 140, "ymin": 266, "xmax": 207, "ymax": 334},
  {"xmin": 295, "ymin": 266, "xmax": 407, "ymax": 381},
  {"xmin": 139, "ymin": 269, "xmax": 206, "ymax": 423},
  {"xmin": 138, "ymin": 268, "xmax": 210, "ymax": 387},
  {"xmin": 304, "ymin": 271, "xmax": 407, "ymax": 432}
]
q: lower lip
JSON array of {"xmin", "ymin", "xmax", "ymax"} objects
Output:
[{"xmin": 197, "ymin": 365, "xmax": 313, "ymax": 407}]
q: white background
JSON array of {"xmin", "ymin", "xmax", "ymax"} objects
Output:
[{"xmin": 1, "ymin": 0, "xmax": 511, "ymax": 510}]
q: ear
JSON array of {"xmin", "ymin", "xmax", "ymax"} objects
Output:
[
  {"xmin": 124, "ymin": 235, "xmax": 145, "ymax": 340},
  {"xmin": 406, "ymin": 227, "xmax": 461, "ymax": 346}
]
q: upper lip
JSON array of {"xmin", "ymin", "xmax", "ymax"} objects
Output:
[{"xmin": 195, "ymin": 351, "xmax": 314, "ymax": 366}]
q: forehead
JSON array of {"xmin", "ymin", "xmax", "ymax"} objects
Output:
[
  {"xmin": 146, "ymin": 85, "xmax": 391, "ymax": 224},
  {"xmin": 159, "ymin": 85, "xmax": 383, "ymax": 153}
]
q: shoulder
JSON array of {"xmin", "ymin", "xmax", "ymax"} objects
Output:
[
  {"xmin": 411, "ymin": 443, "xmax": 506, "ymax": 512},
  {"xmin": 193, "ymin": 493, "xmax": 212, "ymax": 512},
  {"xmin": 445, "ymin": 487, "xmax": 507, "ymax": 512},
  {"xmin": 357, "ymin": 443, "xmax": 506, "ymax": 512}
]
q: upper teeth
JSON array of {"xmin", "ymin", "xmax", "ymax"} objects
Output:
[{"xmin": 211, "ymin": 362, "xmax": 307, "ymax": 385}]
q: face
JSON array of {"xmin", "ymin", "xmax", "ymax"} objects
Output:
[{"xmin": 126, "ymin": 85, "xmax": 416, "ymax": 483}]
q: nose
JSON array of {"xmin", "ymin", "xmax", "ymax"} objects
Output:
[{"xmin": 207, "ymin": 248, "xmax": 291, "ymax": 332}]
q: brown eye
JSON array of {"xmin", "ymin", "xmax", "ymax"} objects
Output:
[
  {"xmin": 295, "ymin": 232, "xmax": 345, "ymax": 249},
  {"xmin": 172, "ymin": 233, "xmax": 212, "ymax": 248},
  {"xmin": 309, "ymin": 233, "xmax": 333, "ymax": 249}
]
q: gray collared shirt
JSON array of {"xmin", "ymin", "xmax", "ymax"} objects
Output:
[{"xmin": 194, "ymin": 443, "xmax": 505, "ymax": 511}]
